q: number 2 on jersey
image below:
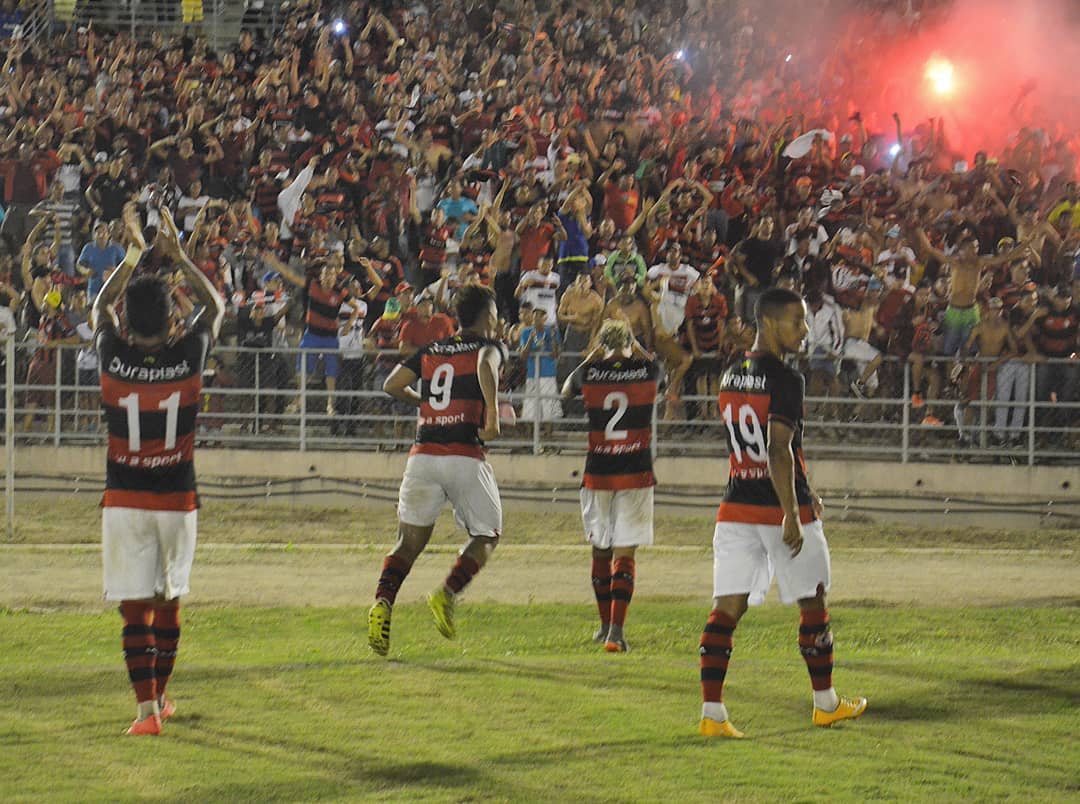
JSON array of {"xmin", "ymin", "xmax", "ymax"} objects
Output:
[
  {"xmin": 603, "ymin": 391, "xmax": 629, "ymax": 441},
  {"xmin": 429, "ymin": 363, "xmax": 454, "ymax": 410},
  {"xmin": 118, "ymin": 392, "xmax": 180, "ymax": 452},
  {"xmin": 722, "ymin": 403, "xmax": 767, "ymax": 463}
]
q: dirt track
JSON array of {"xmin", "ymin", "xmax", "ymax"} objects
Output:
[{"xmin": 1, "ymin": 544, "xmax": 1076, "ymax": 610}]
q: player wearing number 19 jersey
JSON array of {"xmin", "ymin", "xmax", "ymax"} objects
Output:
[
  {"xmin": 92, "ymin": 207, "xmax": 225, "ymax": 736},
  {"xmin": 368, "ymin": 285, "xmax": 506, "ymax": 656},
  {"xmin": 698, "ymin": 287, "xmax": 866, "ymax": 739},
  {"xmin": 562, "ymin": 319, "xmax": 661, "ymax": 653}
]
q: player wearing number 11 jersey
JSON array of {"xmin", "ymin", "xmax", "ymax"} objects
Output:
[
  {"xmin": 562, "ymin": 319, "xmax": 661, "ymax": 653},
  {"xmin": 93, "ymin": 207, "xmax": 225, "ymax": 736},
  {"xmin": 369, "ymin": 285, "xmax": 507, "ymax": 656},
  {"xmin": 698, "ymin": 287, "xmax": 866, "ymax": 739}
]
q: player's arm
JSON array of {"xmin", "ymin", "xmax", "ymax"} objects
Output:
[
  {"xmin": 160, "ymin": 208, "xmax": 225, "ymax": 342},
  {"xmin": 91, "ymin": 204, "xmax": 145, "ymax": 334},
  {"xmin": 383, "ymin": 363, "xmax": 422, "ymax": 406},
  {"xmin": 767, "ymin": 418, "xmax": 803, "ymax": 557},
  {"xmin": 477, "ymin": 344, "xmax": 502, "ymax": 442}
]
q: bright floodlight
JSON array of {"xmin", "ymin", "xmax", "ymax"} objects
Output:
[
  {"xmin": 925, "ymin": 57, "xmax": 955, "ymax": 96},
  {"xmin": 890, "ymin": 144, "xmax": 902, "ymax": 157}
]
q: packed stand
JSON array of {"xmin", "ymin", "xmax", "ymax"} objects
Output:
[{"xmin": 0, "ymin": 0, "xmax": 1076, "ymax": 451}]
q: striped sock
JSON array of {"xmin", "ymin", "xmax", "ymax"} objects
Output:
[
  {"xmin": 375, "ymin": 555, "xmax": 414, "ymax": 605},
  {"xmin": 799, "ymin": 608, "xmax": 834, "ymax": 692},
  {"xmin": 120, "ymin": 601, "xmax": 157, "ymax": 704},
  {"xmin": 700, "ymin": 610, "xmax": 737, "ymax": 704},
  {"xmin": 590, "ymin": 556, "xmax": 612, "ymax": 628},
  {"xmin": 444, "ymin": 554, "xmax": 481, "ymax": 596},
  {"xmin": 609, "ymin": 557, "xmax": 635, "ymax": 628},
  {"xmin": 152, "ymin": 602, "xmax": 181, "ymax": 700}
]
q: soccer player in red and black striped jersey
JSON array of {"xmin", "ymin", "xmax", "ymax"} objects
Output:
[
  {"xmin": 368, "ymin": 285, "xmax": 507, "ymax": 656},
  {"xmin": 92, "ymin": 207, "xmax": 225, "ymax": 736},
  {"xmin": 698, "ymin": 287, "xmax": 866, "ymax": 739},
  {"xmin": 562, "ymin": 319, "xmax": 661, "ymax": 653}
]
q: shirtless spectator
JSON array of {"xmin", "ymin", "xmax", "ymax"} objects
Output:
[
  {"xmin": 604, "ymin": 274, "xmax": 654, "ymax": 353},
  {"xmin": 684, "ymin": 277, "xmax": 728, "ymax": 419},
  {"xmin": 960, "ymin": 297, "xmax": 1018, "ymax": 446},
  {"xmin": 844, "ymin": 279, "xmax": 885, "ymax": 401}
]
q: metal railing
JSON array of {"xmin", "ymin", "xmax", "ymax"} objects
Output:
[
  {"xmin": 1, "ymin": 340, "xmax": 1077, "ymax": 466},
  {"xmin": 49, "ymin": 0, "xmax": 259, "ymax": 49}
]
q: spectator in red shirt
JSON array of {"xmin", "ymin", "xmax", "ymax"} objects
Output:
[{"xmin": 399, "ymin": 295, "xmax": 455, "ymax": 358}]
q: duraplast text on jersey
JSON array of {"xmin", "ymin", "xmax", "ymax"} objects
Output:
[
  {"xmin": 107, "ymin": 356, "xmax": 193, "ymax": 383},
  {"xmin": 585, "ymin": 365, "xmax": 651, "ymax": 383},
  {"xmin": 721, "ymin": 373, "xmax": 768, "ymax": 391}
]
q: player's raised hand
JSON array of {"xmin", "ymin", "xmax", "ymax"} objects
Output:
[
  {"xmin": 158, "ymin": 207, "xmax": 183, "ymax": 256},
  {"xmin": 782, "ymin": 514, "xmax": 804, "ymax": 557},
  {"xmin": 122, "ymin": 203, "xmax": 145, "ymax": 251}
]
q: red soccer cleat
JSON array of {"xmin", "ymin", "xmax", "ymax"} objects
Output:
[{"xmin": 126, "ymin": 714, "xmax": 162, "ymax": 736}]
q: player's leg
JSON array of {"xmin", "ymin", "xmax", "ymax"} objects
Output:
[
  {"xmin": 604, "ymin": 487, "xmax": 653, "ymax": 653},
  {"xmin": 370, "ymin": 455, "xmax": 444, "ymax": 655},
  {"xmin": 323, "ymin": 351, "xmax": 339, "ymax": 415},
  {"xmin": 152, "ymin": 509, "xmax": 197, "ymax": 721},
  {"xmin": 590, "ymin": 546, "xmax": 614, "ymax": 642},
  {"xmin": 605, "ymin": 546, "xmax": 636, "ymax": 652},
  {"xmin": 699, "ymin": 521, "xmax": 769, "ymax": 738},
  {"xmin": 699, "ymin": 593, "xmax": 748, "ymax": 738},
  {"xmin": 119, "ymin": 597, "xmax": 161, "ymax": 734},
  {"xmin": 152, "ymin": 596, "xmax": 180, "ymax": 721},
  {"xmin": 103, "ymin": 507, "xmax": 164, "ymax": 734},
  {"xmin": 772, "ymin": 520, "xmax": 867, "ymax": 726},
  {"xmin": 581, "ymin": 487, "xmax": 614, "ymax": 642},
  {"xmin": 429, "ymin": 457, "xmax": 503, "ymax": 639}
]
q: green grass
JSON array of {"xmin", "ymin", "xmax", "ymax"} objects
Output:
[
  {"xmin": 8, "ymin": 497, "xmax": 1079, "ymax": 550},
  {"xmin": 1, "ymin": 603, "xmax": 1078, "ymax": 802}
]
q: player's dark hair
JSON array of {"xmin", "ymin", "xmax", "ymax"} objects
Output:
[
  {"xmin": 125, "ymin": 274, "xmax": 171, "ymax": 338},
  {"xmin": 456, "ymin": 284, "xmax": 497, "ymax": 329},
  {"xmin": 754, "ymin": 287, "xmax": 804, "ymax": 326}
]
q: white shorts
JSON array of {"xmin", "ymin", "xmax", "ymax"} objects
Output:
[
  {"xmin": 520, "ymin": 377, "xmax": 563, "ymax": 422},
  {"xmin": 844, "ymin": 337, "xmax": 880, "ymax": 364},
  {"xmin": 102, "ymin": 507, "xmax": 198, "ymax": 601},
  {"xmin": 397, "ymin": 453, "xmax": 503, "ymax": 538},
  {"xmin": 712, "ymin": 519, "xmax": 831, "ymax": 606},
  {"xmin": 580, "ymin": 486, "xmax": 654, "ymax": 550}
]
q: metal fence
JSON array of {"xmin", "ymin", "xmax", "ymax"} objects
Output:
[
  {"xmin": 2, "ymin": 338, "xmax": 1077, "ymax": 466},
  {"xmin": 47, "ymin": 0, "xmax": 273, "ymax": 49}
]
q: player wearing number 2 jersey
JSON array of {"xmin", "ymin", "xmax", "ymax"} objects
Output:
[
  {"xmin": 562, "ymin": 318, "xmax": 661, "ymax": 653},
  {"xmin": 92, "ymin": 207, "xmax": 225, "ymax": 736},
  {"xmin": 698, "ymin": 287, "xmax": 867, "ymax": 739},
  {"xmin": 368, "ymin": 285, "xmax": 506, "ymax": 656}
]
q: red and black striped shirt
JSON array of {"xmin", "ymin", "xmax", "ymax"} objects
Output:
[
  {"xmin": 402, "ymin": 333, "xmax": 505, "ymax": 460},
  {"xmin": 572, "ymin": 358, "xmax": 660, "ymax": 491},
  {"xmin": 305, "ymin": 278, "xmax": 350, "ymax": 338},
  {"xmin": 96, "ymin": 325, "xmax": 211, "ymax": 511},
  {"xmin": 717, "ymin": 352, "xmax": 815, "ymax": 525},
  {"xmin": 420, "ymin": 224, "xmax": 451, "ymax": 265}
]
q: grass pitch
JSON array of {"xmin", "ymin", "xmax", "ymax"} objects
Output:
[
  {"xmin": 1, "ymin": 500, "xmax": 1078, "ymax": 802},
  {"xmin": 1, "ymin": 603, "xmax": 1078, "ymax": 802}
]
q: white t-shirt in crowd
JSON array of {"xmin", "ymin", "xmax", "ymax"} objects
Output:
[
  {"xmin": 518, "ymin": 270, "xmax": 561, "ymax": 321},
  {"xmin": 647, "ymin": 262, "xmax": 700, "ymax": 334}
]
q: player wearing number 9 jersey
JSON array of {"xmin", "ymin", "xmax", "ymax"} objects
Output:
[
  {"xmin": 697, "ymin": 287, "xmax": 867, "ymax": 739},
  {"xmin": 368, "ymin": 285, "xmax": 507, "ymax": 657},
  {"xmin": 562, "ymin": 318, "xmax": 661, "ymax": 654},
  {"xmin": 91, "ymin": 207, "xmax": 225, "ymax": 736}
]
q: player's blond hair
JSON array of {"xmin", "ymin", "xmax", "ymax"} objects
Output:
[{"xmin": 597, "ymin": 318, "xmax": 633, "ymax": 352}]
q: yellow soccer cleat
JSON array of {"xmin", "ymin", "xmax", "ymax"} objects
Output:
[
  {"xmin": 427, "ymin": 587, "xmax": 456, "ymax": 639},
  {"xmin": 813, "ymin": 695, "xmax": 868, "ymax": 727},
  {"xmin": 368, "ymin": 599, "xmax": 393, "ymax": 656},
  {"xmin": 699, "ymin": 717, "xmax": 745, "ymax": 739}
]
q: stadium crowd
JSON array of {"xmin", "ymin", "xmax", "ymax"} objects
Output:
[{"xmin": 0, "ymin": 0, "xmax": 1076, "ymax": 447}]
